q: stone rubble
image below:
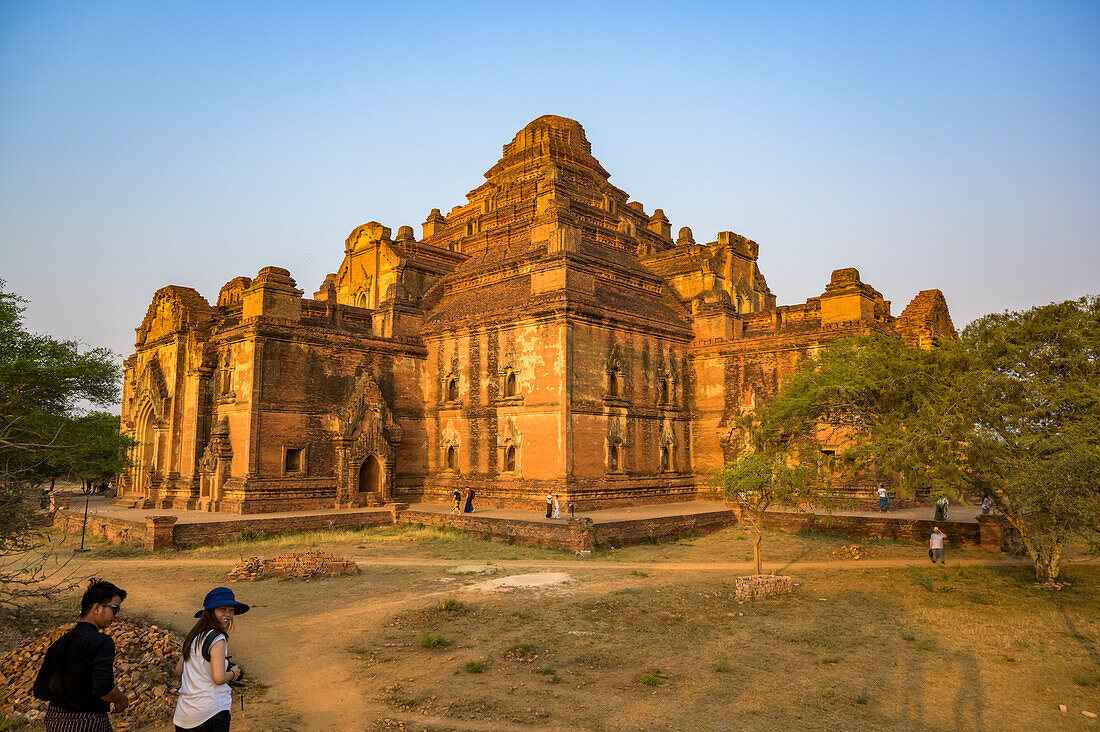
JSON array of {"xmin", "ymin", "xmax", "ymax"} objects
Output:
[
  {"xmin": 228, "ymin": 547, "xmax": 359, "ymax": 581},
  {"xmin": 0, "ymin": 620, "xmax": 182, "ymax": 728},
  {"xmin": 734, "ymin": 574, "xmax": 793, "ymax": 601},
  {"xmin": 831, "ymin": 543, "xmax": 872, "ymax": 560}
]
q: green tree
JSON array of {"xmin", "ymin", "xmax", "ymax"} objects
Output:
[
  {"xmin": 731, "ymin": 296, "xmax": 1100, "ymax": 582},
  {"xmin": 712, "ymin": 441, "xmax": 824, "ymax": 576},
  {"xmin": 0, "ymin": 281, "xmax": 129, "ymax": 606}
]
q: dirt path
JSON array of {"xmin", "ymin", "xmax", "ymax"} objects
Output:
[{"xmin": 82, "ymin": 553, "xmax": 1090, "ymax": 730}]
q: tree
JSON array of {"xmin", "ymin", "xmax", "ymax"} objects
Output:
[
  {"xmin": 0, "ymin": 281, "xmax": 129, "ymax": 606},
  {"xmin": 712, "ymin": 442, "xmax": 824, "ymax": 576},
  {"xmin": 732, "ymin": 296, "xmax": 1100, "ymax": 582}
]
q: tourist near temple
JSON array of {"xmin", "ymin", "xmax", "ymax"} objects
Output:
[{"xmin": 117, "ymin": 115, "xmax": 956, "ymax": 513}]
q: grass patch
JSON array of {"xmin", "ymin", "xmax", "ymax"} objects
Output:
[
  {"xmin": 505, "ymin": 643, "xmax": 537, "ymax": 660},
  {"xmin": 535, "ymin": 667, "xmax": 556, "ymax": 675},
  {"xmin": 440, "ymin": 596, "xmax": 466, "ymax": 612},
  {"xmin": 856, "ymin": 691, "xmax": 869, "ymax": 705},
  {"xmin": 640, "ymin": 669, "xmax": 663, "ymax": 687},
  {"xmin": 419, "ymin": 632, "xmax": 449, "ymax": 649},
  {"xmin": 614, "ymin": 587, "xmax": 643, "ymax": 595},
  {"xmin": 464, "ymin": 660, "xmax": 486, "ymax": 673},
  {"xmin": 713, "ymin": 660, "xmax": 731, "ymax": 673},
  {"xmin": 631, "ymin": 570, "xmax": 649, "ymax": 577}
]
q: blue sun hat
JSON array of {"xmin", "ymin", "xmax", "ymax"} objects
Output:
[{"xmin": 194, "ymin": 587, "xmax": 251, "ymax": 618}]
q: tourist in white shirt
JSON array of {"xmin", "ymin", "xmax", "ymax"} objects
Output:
[{"xmin": 929, "ymin": 527, "xmax": 948, "ymax": 565}]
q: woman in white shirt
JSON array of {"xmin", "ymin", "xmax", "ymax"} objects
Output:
[{"xmin": 173, "ymin": 587, "xmax": 249, "ymax": 732}]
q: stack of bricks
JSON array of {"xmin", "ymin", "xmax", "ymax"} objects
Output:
[
  {"xmin": 228, "ymin": 548, "xmax": 359, "ymax": 581},
  {"xmin": 734, "ymin": 574, "xmax": 793, "ymax": 601}
]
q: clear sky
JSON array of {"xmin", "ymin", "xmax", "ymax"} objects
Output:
[{"xmin": 2, "ymin": 1, "xmax": 1097, "ymax": 368}]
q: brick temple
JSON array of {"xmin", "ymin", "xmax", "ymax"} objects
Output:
[{"xmin": 117, "ymin": 115, "xmax": 955, "ymax": 513}]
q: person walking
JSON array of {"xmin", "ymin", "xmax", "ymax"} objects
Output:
[
  {"xmin": 463, "ymin": 486, "xmax": 474, "ymax": 513},
  {"xmin": 545, "ymin": 491, "xmax": 553, "ymax": 519},
  {"xmin": 173, "ymin": 587, "xmax": 249, "ymax": 732},
  {"xmin": 929, "ymin": 527, "xmax": 948, "ymax": 565},
  {"xmin": 452, "ymin": 489, "xmax": 461, "ymax": 513},
  {"xmin": 552, "ymin": 495, "xmax": 561, "ymax": 520},
  {"xmin": 933, "ymin": 497, "xmax": 945, "ymax": 521},
  {"xmin": 877, "ymin": 486, "xmax": 889, "ymax": 513},
  {"xmin": 33, "ymin": 578, "xmax": 130, "ymax": 732}
]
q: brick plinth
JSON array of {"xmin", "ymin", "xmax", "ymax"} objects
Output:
[
  {"xmin": 145, "ymin": 516, "xmax": 178, "ymax": 551},
  {"xmin": 735, "ymin": 574, "xmax": 792, "ymax": 601}
]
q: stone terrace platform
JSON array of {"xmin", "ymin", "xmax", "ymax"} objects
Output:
[{"xmin": 52, "ymin": 494, "xmax": 1009, "ymax": 552}]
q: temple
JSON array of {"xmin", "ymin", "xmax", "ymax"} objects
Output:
[{"xmin": 117, "ymin": 116, "xmax": 955, "ymax": 513}]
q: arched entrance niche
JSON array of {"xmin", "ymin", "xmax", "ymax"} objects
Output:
[
  {"xmin": 130, "ymin": 400, "xmax": 159, "ymax": 500},
  {"xmin": 358, "ymin": 454, "xmax": 383, "ymax": 498},
  {"xmin": 328, "ymin": 372, "xmax": 402, "ymax": 508}
]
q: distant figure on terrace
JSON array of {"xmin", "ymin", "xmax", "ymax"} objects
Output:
[
  {"xmin": 981, "ymin": 496, "xmax": 992, "ymax": 515},
  {"xmin": 934, "ymin": 496, "xmax": 949, "ymax": 521},
  {"xmin": 877, "ymin": 486, "xmax": 889, "ymax": 513},
  {"xmin": 552, "ymin": 495, "xmax": 561, "ymax": 520},
  {"xmin": 463, "ymin": 487, "xmax": 474, "ymax": 513},
  {"xmin": 452, "ymin": 489, "xmax": 461, "ymax": 513},
  {"xmin": 545, "ymin": 491, "xmax": 553, "ymax": 519}
]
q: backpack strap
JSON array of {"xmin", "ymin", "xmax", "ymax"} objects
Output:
[{"xmin": 200, "ymin": 630, "xmax": 227, "ymax": 663}]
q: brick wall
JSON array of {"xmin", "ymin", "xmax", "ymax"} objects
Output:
[
  {"xmin": 170, "ymin": 511, "xmax": 391, "ymax": 547},
  {"xmin": 53, "ymin": 513, "xmax": 146, "ymax": 547},
  {"xmin": 762, "ymin": 510, "xmax": 982, "ymax": 546}
]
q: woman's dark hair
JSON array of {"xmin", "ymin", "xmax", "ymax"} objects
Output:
[
  {"xmin": 80, "ymin": 579, "xmax": 126, "ymax": 615},
  {"xmin": 182, "ymin": 609, "xmax": 232, "ymax": 661}
]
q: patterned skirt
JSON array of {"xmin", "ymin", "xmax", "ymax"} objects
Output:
[{"xmin": 44, "ymin": 707, "xmax": 112, "ymax": 732}]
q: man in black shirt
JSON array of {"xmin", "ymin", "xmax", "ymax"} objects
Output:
[{"xmin": 33, "ymin": 579, "xmax": 130, "ymax": 732}]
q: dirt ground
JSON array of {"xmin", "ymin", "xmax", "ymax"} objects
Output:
[{"xmin": 4, "ymin": 525, "xmax": 1099, "ymax": 731}]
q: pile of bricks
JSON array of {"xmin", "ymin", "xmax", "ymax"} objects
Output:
[
  {"xmin": 228, "ymin": 548, "xmax": 359, "ymax": 581},
  {"xmin": 0, "ymin": 620, "xmax": 182, "ymax": 727},
  {"xmin": 831, "ymin": 543, "xmax": 871, "ymax": 560},
  {"xmin": 734, "ymin": 574, "xmax": 793, "ymax": 601}
]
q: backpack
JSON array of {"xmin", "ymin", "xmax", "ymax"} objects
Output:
[{"xmin": 198, "ymin": 630, "xmax": 245, "ymax": 687}]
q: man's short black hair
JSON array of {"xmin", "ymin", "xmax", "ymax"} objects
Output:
[{"xmin": 80, "ymin": 578, "xmax": 127, "ymax": 615}]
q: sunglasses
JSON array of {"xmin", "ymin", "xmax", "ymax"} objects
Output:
[{"xmin": 101, "ymin": 603, "xmax": 121, "ymax": 615}]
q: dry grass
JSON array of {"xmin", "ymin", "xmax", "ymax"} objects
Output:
[{"xmin": 13, "ymin": 523, "xmax": 1098, "ymax": 731}]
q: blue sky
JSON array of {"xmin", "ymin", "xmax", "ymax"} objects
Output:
[{"xmin": 2, "ymin": 0, "xmax": 1097, "ymax": 363}]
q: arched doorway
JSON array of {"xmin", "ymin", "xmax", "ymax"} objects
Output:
[
  {"xmin": 359, "ymin": 454, "xmax": 382, "ymax": 498},
  {"xmin": 130, "ymin": 403, "xmax": 156, "ymax": 499}
]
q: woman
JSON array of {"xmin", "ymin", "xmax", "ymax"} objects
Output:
[
  {"xmin": 173, "ymin": 587, "xmax": 249, "ymax": 732},
  {"xmin": 463, "ymin": 486, "xmax": 475, "ymax": 513},
  {"xmin": 452, "ymin": 488, "xmax": 461, "ymax": 513}
]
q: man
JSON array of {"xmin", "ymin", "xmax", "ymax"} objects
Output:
[
  {"xmin": 545, "ymin": 491, "xmax": 553, "ymax": 519},
  {"xmin": 33, "ymin": 579, "xmax": 130, "ymax": 732},
  {"xmin": 929, "ymin": 527, "xmax": 948, "ymax": 565},
  {"xmin": 877, "ymin": 486, "xmax": 889, "ymax": 513}
]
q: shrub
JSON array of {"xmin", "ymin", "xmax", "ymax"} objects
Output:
[
  {"xmin": 713, "ymin": 660, "xmax": 731, "ymax": 673},
  {"xmin": 640, "ymin": 669, "xmax": 662, "ymax": 687},
  {"xmin": 419, "ymin": 632, "xmax": 449, "ymax": 649},
  {"xmin": 237, "ymin": 527, "xmax": 266, "ymax": 542},
  {"xmin": 440, "ymin": 596, "xmax": 466, "ymax": 612},
  {"xmin": 855, "ymin": 691, "xmax": 869, "ymax": 705},
  {"xmin": 464, "ymin": 661, "xmax": 486, "ymax": 673}
]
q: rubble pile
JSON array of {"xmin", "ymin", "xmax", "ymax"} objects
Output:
[
  {"xmin": 228, "ymin": 547, "xmax": 359, "ymax": 581},
  {"xmin": 0, "ymin": 620, "xmax": 182, "ymax": 727},
  {"xmin": 735, "ymin": 574, "xmax": 793, "ymax": 601},
  {"xmin": 832, "ymin": 543, "xmax": 872, "ymax": 560}
]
